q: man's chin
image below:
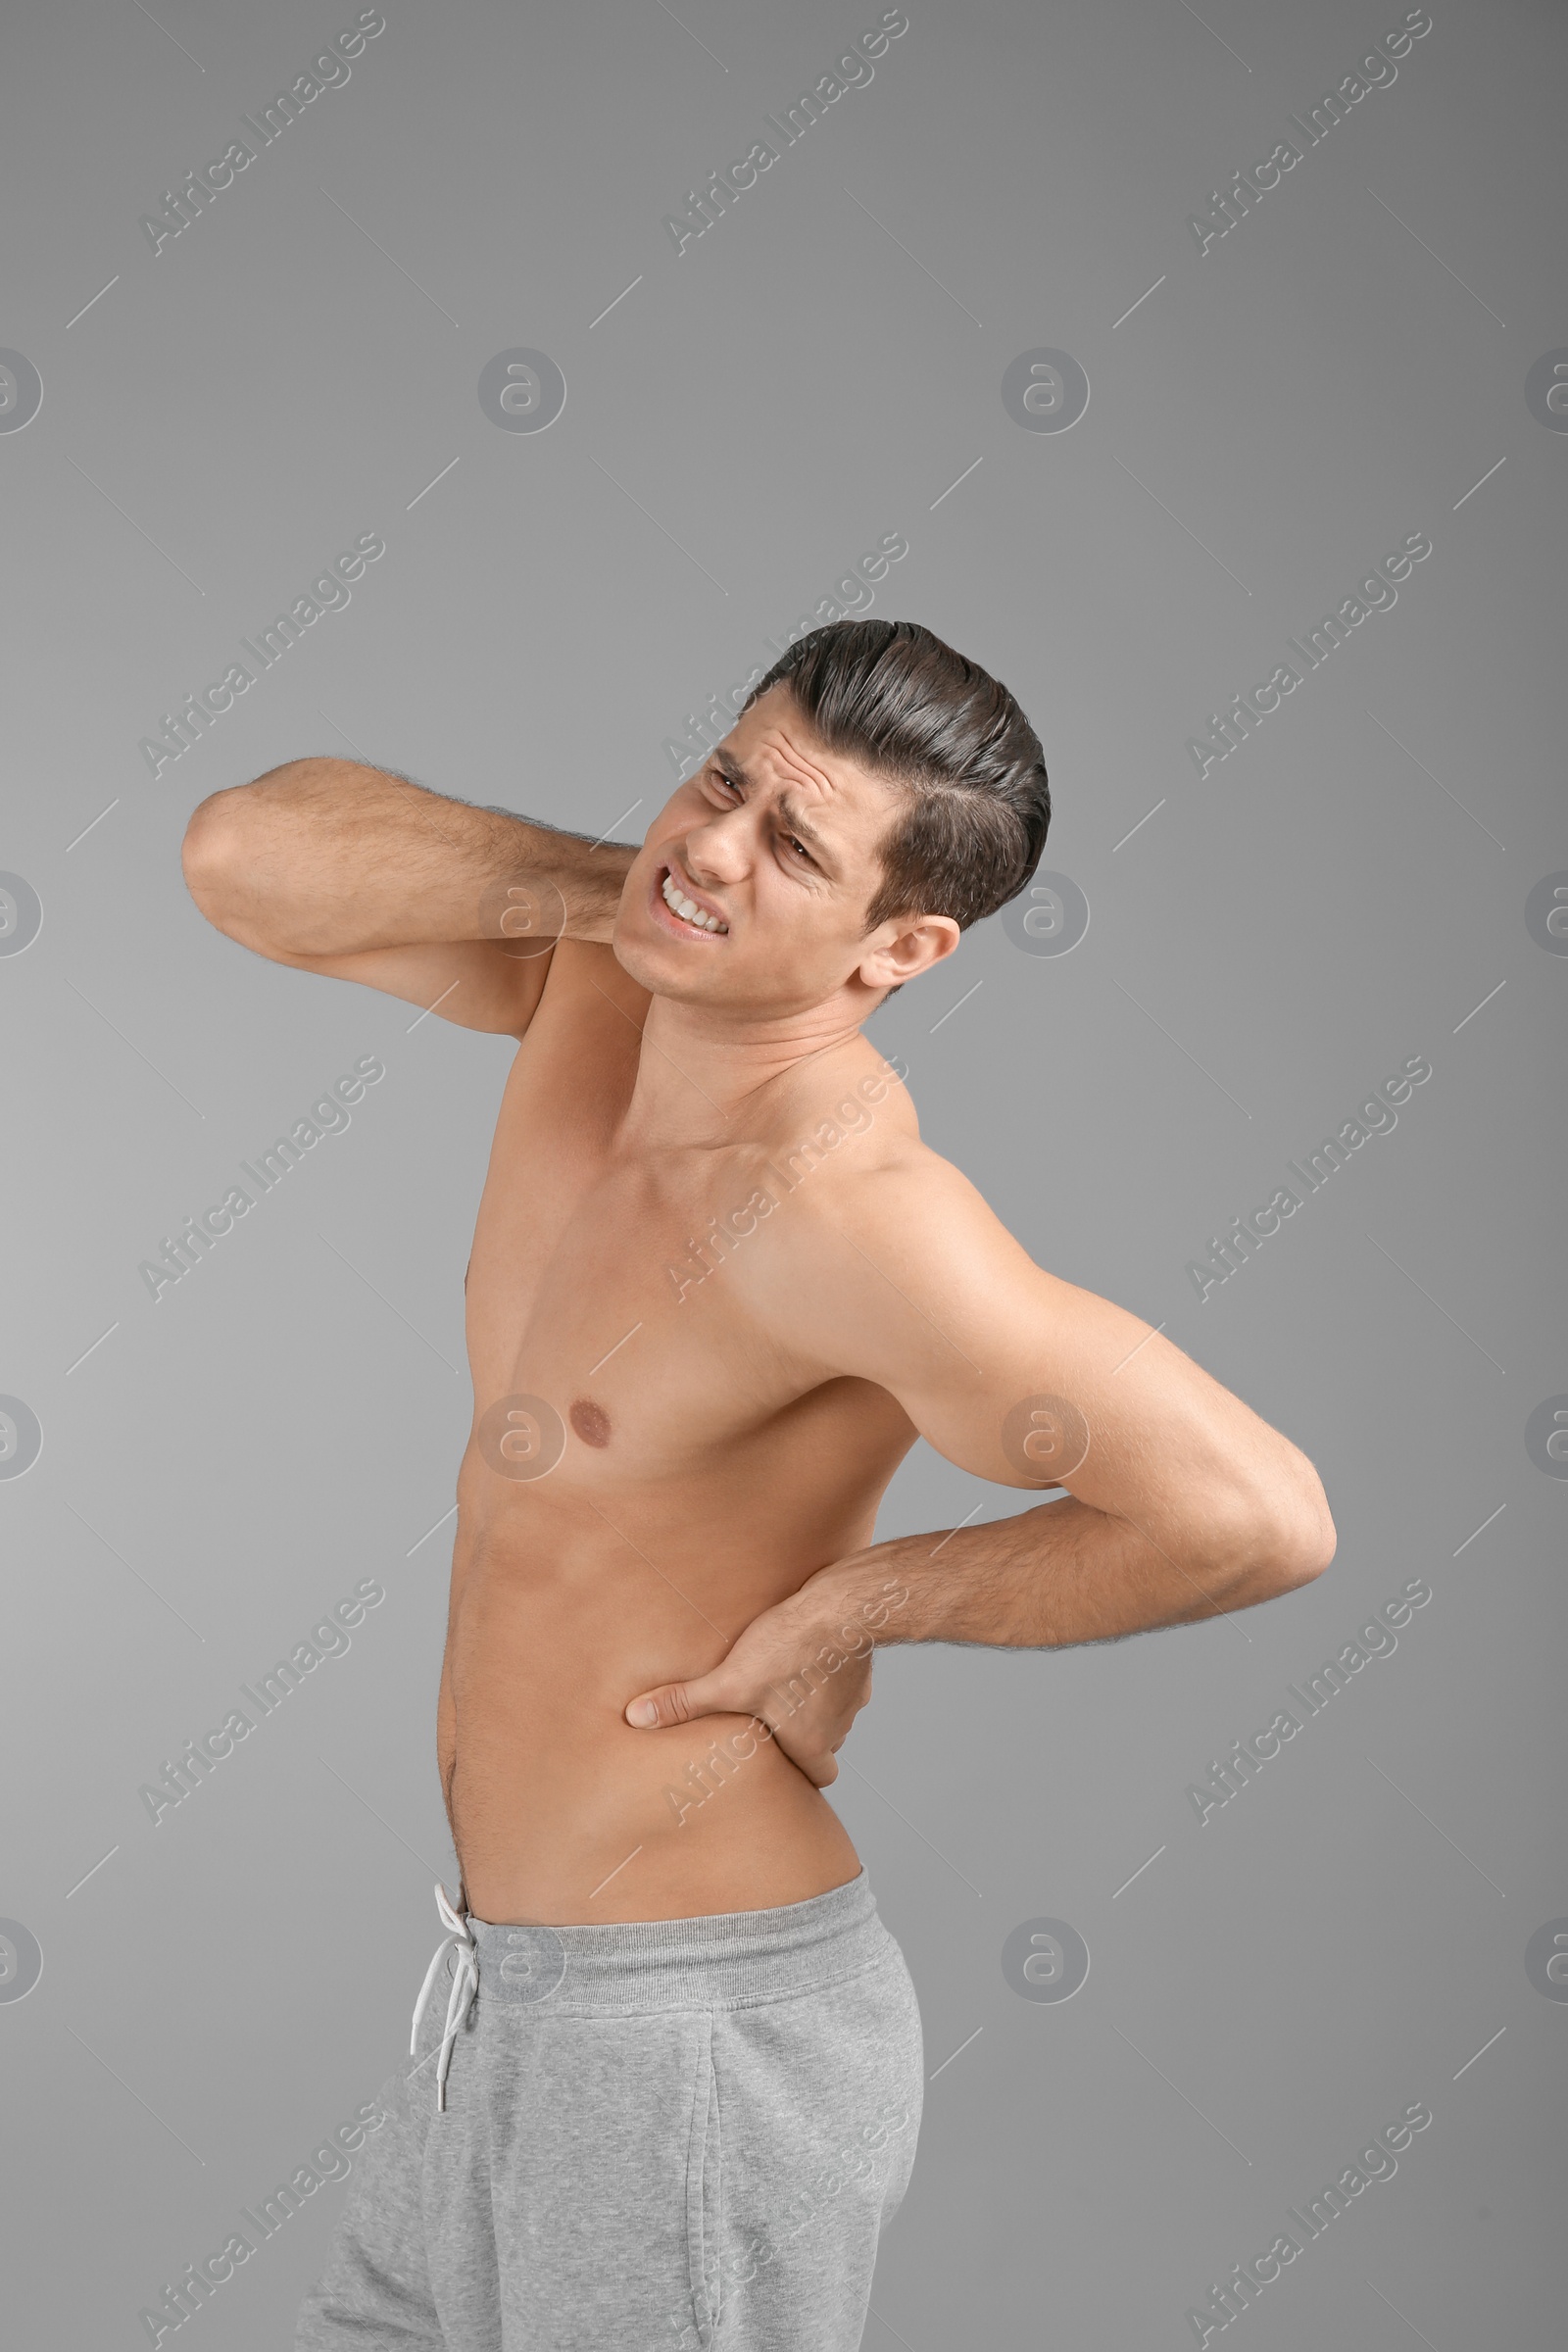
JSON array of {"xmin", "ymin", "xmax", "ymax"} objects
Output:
[
  {"xmin": 612, "ymin": 900, "xmax": 858, "ymax": 1020},
  {"xmin": 611, "ymin": 908, "xmax": 727, "ymax": 999}
]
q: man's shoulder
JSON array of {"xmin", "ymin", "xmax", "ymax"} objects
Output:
[
  {"xmin": 738, "ymin": 1110, "xmax": 1028, "ymax": 1350},
  {"xmin": 760, "ymin": 1066, "xmax": 991, "ymax": 1224}
]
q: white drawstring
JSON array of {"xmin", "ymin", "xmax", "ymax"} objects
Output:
[{"xmin": 410, "ymin": 1882, "xmax": 478, "ymax": 2112}]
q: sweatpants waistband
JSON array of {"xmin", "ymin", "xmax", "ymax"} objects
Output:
[{"xmin": 460, "ymin": 1869, "xmax": 891, "ymax": 2015}]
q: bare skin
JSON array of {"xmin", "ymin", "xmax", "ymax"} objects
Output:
[{"xmin": 181, "ymin": 686, "xmax": 1335, "ymax": 1925}]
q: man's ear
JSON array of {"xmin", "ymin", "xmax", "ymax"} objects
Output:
[{"xmin": 856, "ymin": 912, "xmax": 961, "ymax": 992}]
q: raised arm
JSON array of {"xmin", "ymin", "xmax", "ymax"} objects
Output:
[
  {"xmin": 180, "ymin": 757, "xmax": 640, "ymax": 1035},
  {"xmin": 624, "ymin": 1149, "xmax": 1336, "ymax": 1778}
]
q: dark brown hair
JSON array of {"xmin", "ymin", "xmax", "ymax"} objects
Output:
[{"xmin": 745, "ymin": 618, "xmax": 1051, "ymax": 932}]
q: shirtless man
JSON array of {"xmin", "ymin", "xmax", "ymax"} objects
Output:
[{"xmin": 180, "ymin": 617, "xmax": 1335, "ymax": 2351}]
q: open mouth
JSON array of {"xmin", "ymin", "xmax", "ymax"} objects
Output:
[{"xmin": 657, "ymin": 865, "xmax": 728, "ymax": 937}]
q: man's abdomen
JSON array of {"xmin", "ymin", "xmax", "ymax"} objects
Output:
[{"xmin": 443, "ymin": 1544, "xmax": 862, "ymax": 1926}]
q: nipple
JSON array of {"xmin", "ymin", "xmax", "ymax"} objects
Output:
[{"xmin": 569, "ymin": 1397, "xmax": 612, "ymax": 1449}]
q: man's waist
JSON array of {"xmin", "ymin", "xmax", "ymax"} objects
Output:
[{"xmin": 445, "ymin": 1869, "xmax": 884, "ymax": 2014}]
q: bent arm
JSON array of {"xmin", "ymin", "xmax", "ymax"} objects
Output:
[
  {"xmin": 623, "ymin": 1153, "xmax": 1334, "ymax": 1773},
  {"xmin": 799, "ymin": 1478, "xmax": 1322, "ymax": 1662},
  {"xmin": 183, "ymin": 757, "xmax": 637, "ymax": 952},
  {"xmin": 626, "ymin": 1473, "xmax": 1326, "ymax": 1777},
  {"xmin": 785, "ymin": 1154, "xmax": 1334, "ymax": 1647},
  {"xmin": 820, "ymin": 1157, "xmax": 1334, "ymax": 1622},
  {"xmin": 180, "ymin": 757, "xmax": 640, "ymax": 1034},
  {"xmin": 808, "ymin": 1297, "xmax": 1336, "ymax": 1648}
]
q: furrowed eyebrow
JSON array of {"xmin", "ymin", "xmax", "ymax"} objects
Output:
[
  {"xmin": 708, "ymin": 749, "xmax": 838, "ymax": 874},
  {"xmin": 776, "ymin": 794, "xmax": 833, "ymax": 864}
]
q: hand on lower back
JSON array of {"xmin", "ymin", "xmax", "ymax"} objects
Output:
[{"xmin": 623, "ymin": 1592, "xmax": 873, "ymax": 1788}]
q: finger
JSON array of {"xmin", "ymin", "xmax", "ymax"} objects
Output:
[
  {"xmin": 624, "ymin": 1673, "xmax": 733, "ymax": 1729},
  {"xmin": 762, "ymin": 1720, "xmax": 840, "ymax": 1788}
]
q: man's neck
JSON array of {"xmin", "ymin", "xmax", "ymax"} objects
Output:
[{"xmin": 618, "ymin": 988, "xmax": 885, "ymax": 1150}]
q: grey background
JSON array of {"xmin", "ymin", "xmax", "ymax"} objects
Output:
[{"xmin": 1, "ymin": 0, "xmax": 1563, "ymax": 2342}]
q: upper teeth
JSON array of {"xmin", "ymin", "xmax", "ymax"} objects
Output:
[{"xmin": 662, "ymin": 872, "xmax": 726, "ymax": 932}]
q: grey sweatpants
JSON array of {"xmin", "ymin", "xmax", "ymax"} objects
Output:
[{"xmin": 295, "ymin": 1870, "xmax": 923, "ymax": 2350}]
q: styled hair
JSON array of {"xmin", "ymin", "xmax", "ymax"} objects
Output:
[{"xmin": 744, "ymin": 618, "xmax": 1051, "ymax": 932}]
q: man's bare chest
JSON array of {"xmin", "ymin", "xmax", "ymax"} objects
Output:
[
  {"xmin": 452, "ymin": 954, "xmax": 917, "ymax": 1502},
  {"xmin": 461, "ymin": 1060, "xmax": 818, "ymax": 1487}
]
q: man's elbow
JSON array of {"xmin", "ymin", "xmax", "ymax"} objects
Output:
[
  {"xmin": 1253, "ymin": 1464, "xmax": 1337, "ymax": 1596},
  {"xmin": 180, "ymin": 768, "xmax": 306, "ymax": 935},
  {"xmin": 180, "ymin": 791, "xmax": 245, "ymax": 926},
  {"xmin": 1192, "ymin": 1464, "xmax": 1333, "ymax": 1609}
]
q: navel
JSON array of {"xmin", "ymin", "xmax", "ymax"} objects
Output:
[{"xmin": 569, "ymin": 1396, "xmax": 612, "ymax": 1449}]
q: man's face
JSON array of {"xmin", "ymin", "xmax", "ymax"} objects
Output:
[{"xmin": 613, "ymin": 685, "xmax": 945, "ymax": 1014}]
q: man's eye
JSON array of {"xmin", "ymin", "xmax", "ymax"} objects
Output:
[{"xmin": 785, "ymin": 836, "xmax": 811, "ymax": 861}]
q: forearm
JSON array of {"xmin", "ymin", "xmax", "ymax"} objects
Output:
[
  {"xmin": 620, "ymin": 1490, "xmax": 1319, "ymax": 1780},
  {"xmin": 182, "ymin": 756, "xmax": 637, "ymax": 954},
  {"xmin": 802, "ymin": 1491, "xmax": 1298, "ymax": 1655}
]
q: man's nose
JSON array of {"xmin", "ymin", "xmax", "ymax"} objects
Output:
[{"xmin": 683, "ymin": 808, "xmax": 750, "ymax": 884}]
